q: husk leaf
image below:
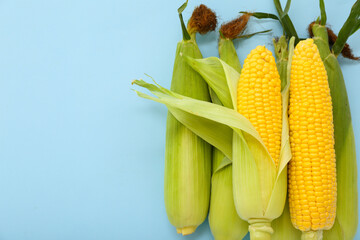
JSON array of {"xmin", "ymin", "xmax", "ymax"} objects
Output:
[
  {"xmin": 184, "ymin": 56, "xmax": 239, "ymax": 109},
  {"xmin": 133, "ymin": 79, "xmax": 267, "ymax": 161},
  {"xmin": 272, "ymin": 201, "xmax": 301, "ymax": 239},
  {"xmin": 218, "ymin": 38, "xmax": 242, "ymax": 73},
  {"xmin": 232, "ymin": 131, "xmax": 264, "ymax": 219},
  {"xmin": 209, "ymin": 151, "xmax": 248, "ymax": 240}
]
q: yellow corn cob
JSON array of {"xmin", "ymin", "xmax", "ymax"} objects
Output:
[
  {"xmin": 288, "ymin": 39, "xmax": 337, "ymax": 238},
  {"xmin": 237, "ymin": 46, "xmax": 282, "ymax": 167}
]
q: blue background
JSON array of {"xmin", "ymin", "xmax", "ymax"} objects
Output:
[{"xmin": 0, "ymin": 0, "xmax": 359, "ymax": 239}]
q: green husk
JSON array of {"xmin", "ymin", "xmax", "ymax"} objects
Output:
[
  {"xmin": 272, "ymin": 201, "xmax": 301, "ymax": 239},
  {"xmin": 218, "ymin": 38, "xmax": 242, "ymax": 73},
  {"xmin": 209, "ymin": 153, "xmax": 248, "ymax": 240},
  {"xmin": 323, "ymin": 219, "xmax": 344, "ymax": 240},
  {"xmin": 132, "ymin": 76, "xmax": 265, "ymax": 162},
  {"xmin": 311, "ymin": 22, "xmax": 358, "ymax": 240},
  {"xmin": 164, "ymin": 2, "xmax": 212, "ymax": 235},
  {"xmin": 208, "ymin": 34, "xmax": 248, "ymax": 240}
]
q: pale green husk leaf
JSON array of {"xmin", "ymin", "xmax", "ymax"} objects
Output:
[
  {"xmin": 272, "ymin": 201, "xmax": 301, "ymax": 240},
  {"xmin": 133, "ymin": 79, "xmax": 267, "ymax": 161},
  {"xmin": 232, "ymin": 131, "xmax": 263, "ymax": 219},
  {"xmin": 209, "ymin": 152, "xmax": 249, "ymax": 240},
  {"xmin": 213, "ymin": 157, "xmax": 232, "ymax": 174},
  {"xmin": 184, "ymin": 56, "xmax": 239, "ymax": 109}
]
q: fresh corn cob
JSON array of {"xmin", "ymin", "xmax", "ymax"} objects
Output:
[
  {"xmin": 234, "ymin": 45, "xmax": 283, "ymax": 240},
  {"xmin": 288, "ymin": 39, "xmax": 337, "ymax": 239},
  {"xmin": 164, "ymin": 4, "xmax": 216, "ymax": 235},
  {"xmin": 237, "ymin": 46, "xmax": 282, "ymax": 166},
  {"xmin": 208, "ymin": 15, "xmax": 249, "ymax": 240}
]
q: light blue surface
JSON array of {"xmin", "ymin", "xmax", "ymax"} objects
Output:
[{"xmin": 0, "ymin": 0, "xmax": 359, "ymax": 239}]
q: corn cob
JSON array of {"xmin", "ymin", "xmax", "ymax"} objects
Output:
[
  {"xmin": 208, "ymin": 15, "xmax": 249, "ymax": 240},
  {"xmin": 288, "ymin": 39, "xmax": 337, "ymax": 239},
  {"xmin": 234, "ymin": 45, "xmax": 282, "ymax": 240},
  {"xmin": 164, "ymin": 4, "xmax": 216, "ymax": 236},
  {"xmin": 237, "ymin": 46, "xmax": 282, "ymax": 166}
]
